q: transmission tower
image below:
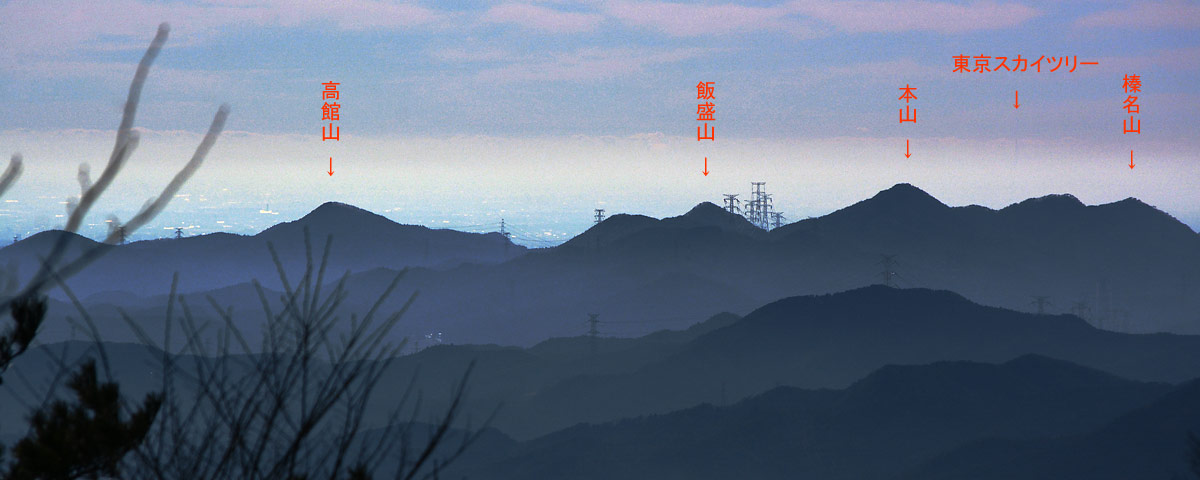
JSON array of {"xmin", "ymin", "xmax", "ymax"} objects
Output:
[
  {"xmin": 769, "ymin": 212, "xmax": 786, "ymax": 230},
  {"xmin": 878, "ymin": 254, "xmax": 899, "ymax": 287},
  {"xmin": 722, "ymin": 194, "xmax": 741, "ymax": 214},
  {"xmin": 586, "ymin": 313, "xmax": 600, "ymax": 356},
  {"xmin": 1030, "ymin": 295, "xmax": 1052, "ymax": 315},
  {"xmin": 750, "ymin": 182, "xmax": 767, "ymax": 228},
  {"xmin": 499, "ymin": 218, "xmax": 511, "ymax": 239},
  {"xmin": 743, "ymin": 197, "xmax": 758, "ymax": 227},
  {"xmin": 174, "ymin": 227, "xmax": 184, "ymax": 239},
  {"xmin": 594, "ymin": 209, "xmax": 605, "ymax": 225},
  {"xmin": 116, "ymin": 225, "xmax": 127, "ymax": 244},
  {"xmin": 1069, "ymin": 300, "xmax": 1091, "ymax": 320},
  {"xmin": 498, "ymin": 218, "xmax": 512, "ymax": 257},
  {"xmin": 760, "ymin": 194, "xmax": 774, "ymax": 229},
  {"xmin": 11, "ymin": 235, "xmax": 18, "ymax": 245},
  {"xmin": 742, "ymin": 182, "xmax": 780, "ymax": 230}
]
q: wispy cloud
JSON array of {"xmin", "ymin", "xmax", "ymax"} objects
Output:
[
  {"xmin": 1075, "ymin": 0, "xmax": 1200, "ymax": 29},
  {"xmin": 482, "ymin": 3, "xmax": 603, "ymax": 33},
  {"xmin": 604, "ymin": 1, "xmax": 813, "ymax": 37},
  {"xmin": 430, "ymin": 46, "xmax": 515, "ymax": 63},
  {"xmin": 2, "ymin": 0, "xmax": 1192, "ymax": 143},
  {"xmin": 789, "ymin": 0, "xmax": 1041, "ymax": 33},
  {"xmin": 602, "ymin": 0, "xmax": 1038, "ymax": 37},
  {"xmin": 0, "ymin": 0, "xmax": 447, "ymax": 65},
  {"xmin": 262, "ymin": 0, "xmax": 445, "ymax": 29},
  {"xmin": 821, "ymin": 57, "xmax": 955, "ymax": 80},
  {"xmin": 1081, "ymin": 46, "xmax": 1200, "ymax": 74},
  {"xmin": 472, "ymin": 46, "xmax": 714, "ymax": 83},
  {"xmin": 6, "ymin": 59, "xmax": 279, "ymax": 100}
]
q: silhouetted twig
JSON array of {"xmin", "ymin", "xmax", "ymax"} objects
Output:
[
  {"xmin": 1, "ymin": 21, "xmax": 229, "ymax": 321},
  {"xmin": 111, "ymin": 229, "xmax": 489, "ymax": 480},
  {"xmin": 0, "ymin": 155, "xmax": 21, "ymax": 201}
]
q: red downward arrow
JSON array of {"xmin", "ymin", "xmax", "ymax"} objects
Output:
[
  {"xmin": 1014, "ymin": 90, "xmax": 1020, "ymax": 109},
  {"xmin": 703, "ymin": 157, "xmax": 709, "ymax": 176},
  {"xmin": 1129, "ymin": 150, "xmax": 1135, "ymax": 169},
  {"xmin": 904, "ymin": 139, "xmax": 911, "ymax": 158},
  {"xmin": 328, "ymin": 157, "xmax": 334, "ymax": 176}
]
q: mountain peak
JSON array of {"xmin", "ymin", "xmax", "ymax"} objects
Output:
[
  {"xmin": 682, "ymin": 201, "xmax": 728, "ymax": 219},
  {"xmin": 667, "ymin": 201, "xmax": 763, "ymax": 235},
  {"xmin": 817, "ymin": 183, "xmax": 949, "ymax": 225},
  {"xmin": 292, "ymin": 201, "xmax": 394, "ymax": 227},
  {"xmin": 257, "ymin": 202, "xmax": 403, "ymax": 240},
  {"xmin": 870, "ymin": 183, "xmax": 946, "ymax": 208},
  {"xmin": 304, "ymin": 201, "xmax": 377, "ymax": 219},
  {"xmin": 1108, "ymin": 197, "xmax": 1153, "ymax": 210},
  {"xmin": 1096, "ymin": 197, "xmax": 1197, "ymax": 235},
  {"xmin": 562, "ymin": 202, "xmax": 764, "ymax": 250},
  {"xmin": 677, "ymin": 201, "xmax": 751, "ymax": 225},
  {"xmin": 1032, "ymin": 193, "xmax": 1084, "ymax": 207},
  {"xmin": 6, "ymin": 230, "xmax": 98, "ymax": 251},
  {"xmin": 1002, "ymin": 194, "xmax": 1085, "ymax": 213}
]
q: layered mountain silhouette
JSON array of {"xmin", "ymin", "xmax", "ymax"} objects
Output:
[
  {"xmin": 491, "ymin": 285, "xmax": 1200, "ymax": 438},
  {"xmin": 904, "ymin": 377, "xmax": 1200, "ymax": 480},
  {"xmin": 446, "ymin": 356, "xmax": 1173, "ymax": 480},
  {"xmin": 0, "ymin": 201, "xmax": 523, "ymax": 299},
  {"xmin": 5, "ymin": 287, "xmax": 1199, "ymax": 479},
  {"xmin": 0, "ymin": 310, "xmax": 741, "ymax": 440},
  {"xmin": 7, "ymin": 183, "xmax": 1200, "ymax": 348},
  {"xmin": 24, "ymin": 286, "xmax": 1200, "ymax": 443},
  {"xmin": 4, "ymin": 185, "xmax": 1195, "ymax": 478},
  {"xmin": 771, "ymin": 184, "xmax": 1200, "ymax": 333}
]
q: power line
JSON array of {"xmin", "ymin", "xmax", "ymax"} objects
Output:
[
  {"xmin": 434, "ymin": 222, "xmax": 500, "ymax": 231},
  {"xmin": 508, "ymin": 234, "xmax": 558, "ymax": 245}
]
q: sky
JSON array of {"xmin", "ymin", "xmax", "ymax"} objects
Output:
[{"xmin": 1, "ymin": 0, "xmax": 1198, "ymax": 245}]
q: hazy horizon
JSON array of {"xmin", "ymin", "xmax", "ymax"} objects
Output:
[
  {"xmin": 2, "ymin": 126, "xmax": 1199, "ymax": 246},
  {"xmin": 2, "ymin": 0, "xmax": 1197, "ymax": 245}
]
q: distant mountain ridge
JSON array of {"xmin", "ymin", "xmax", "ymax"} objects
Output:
[
  {"xmin": 9, "ymin": 183, "xmax": 1200, "ymax": 348},
  {"xmin": 493, "ymin": 285, "xmax": 1200, "ymax": 438},
  {"xmin": 449, "ymin": 355, "xmax": 1174, "ymax": 480},
  {"xmin": 905, "ymin": 376, "xmax": 1200, "ymax": 480},
  {"xmin": 6, "ymin": 286, "xmax": 1200, "ymax": 480},
  {"xmin": 563, "ymin": 200, "xmax": 763, "ymax": 249},
  {"xmin": 0, "ymin": 201, "xmax": 525, "ymax": 299}
]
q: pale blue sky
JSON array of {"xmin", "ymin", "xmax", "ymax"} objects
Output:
[{"xmin": 1, "ymin": 0, "xmax": 1198, "ymax": 244}]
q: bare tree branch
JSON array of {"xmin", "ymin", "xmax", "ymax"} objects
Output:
[
  {"xmin": 1, "ymin": 21, "xmax": 229, "ymax": 322},
  {"xmin": 0, "ymin": 155, "xmax": 22, "ymax": 201}
]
